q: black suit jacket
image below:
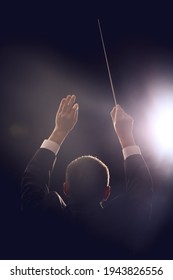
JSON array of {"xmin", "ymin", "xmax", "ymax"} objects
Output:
[{"xmin": 21, "ymin": 148, "xmax": 153, "ymax": 259}]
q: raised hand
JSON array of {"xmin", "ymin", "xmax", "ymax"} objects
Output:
[{"xmin": 49, "ymin": 95, "xmax": 79, "ymax": 145}]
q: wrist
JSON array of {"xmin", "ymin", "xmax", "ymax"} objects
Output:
[
  {"xmin": 48, "ymin": 129, "xmax": 68, "ymax": 146},
  {"xmin": 118, "ymin": 134, "xmax": 136, "ymax": 149}
]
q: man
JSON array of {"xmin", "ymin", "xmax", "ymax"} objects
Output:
[{"xmin": 21, "ymin": 94, "xmax": 152, "ymax": 259}]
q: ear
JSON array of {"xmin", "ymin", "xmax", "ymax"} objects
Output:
[
  {"xmin": 102, "ymin": 185, "xmax": 110, "ymax": 201},
  {"xmin": 63, "ymin": 182, "xmax": 70, "ymax": 197}
]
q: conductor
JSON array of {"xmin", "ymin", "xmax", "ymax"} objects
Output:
[{"xmin": 21, "ymin": 95, "xmax": 153, "ymax": 259}]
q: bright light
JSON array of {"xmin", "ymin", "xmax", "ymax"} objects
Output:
[
  {"xmin": 148, "ymin": 92, "xmax": 173, "ymax": 156},
  {"xmin": 152, "ymin": 107, "xmax": 173, "ymax": 150}
]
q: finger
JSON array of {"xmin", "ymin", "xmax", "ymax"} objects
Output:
[
  {"xmin": 116, "ymin": 104, "xmax": 124, "ymax": 114},
  {"xmin": 63, "ymin": 95, "xmax": 75, "ymax": 112},
  {"xmin": 72, "ymin": 103, "xmax": 79, "ymax": 110},
  {"xmin": 111, "ymin": 104, "xmax": 121, "ymax": 114},
  {"xmin": 68, "ymin": 94, "xmax": 76, "ymax": 107},
  {"xmin": 116, "ymin": 105, "xmax": 131, "ymax": 118},
  {"xmin": 110, "ymin": 106, "xmax": 116, "ymax": 115},
  {"xmin": 57, "ymin": 98, "xmax": 66, "ymax": 114},
  {"xmin": 116, "ymin": 109, "xmax": 133, "ymax": 123},
  {"xmin": 70, "ymin": 103, "xmax": 79, "ymax": 117},
  {"xmin": 110, "ymin": 107, "xmax": 116, "ymax": 121},
  {"xmin": 65, "ymin": 95, "xmax": 72, "ymax": 106},
  {"xmin": 116, "ymin": 105, "xmax": 131, "ymax": 120},
  {"xmin": 69, "ymin": 103, "xmax": 79, "ymax": 126},
  {"xmin": 73, "ymin": 104, "xmax": 79, "ymax": 124}
]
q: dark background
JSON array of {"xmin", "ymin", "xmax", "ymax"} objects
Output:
[{"xmin": 1, "ymin": 1, "xmax": 173, "ymax": 259}]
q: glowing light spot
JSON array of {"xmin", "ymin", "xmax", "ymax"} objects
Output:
[
  {"xmin": 9, "ymin": 124, "xmax": 28, "ymax": 138},
  {"xmin": 153, "ymin": 108, "xmax": 173, "ymax": 150},
  {"xmin": 148, "ymin": 93, "xmax": 173, "ymax": 156}
]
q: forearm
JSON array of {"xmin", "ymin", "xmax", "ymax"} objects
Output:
[
  {"xmin": 124, "ymin": 153, "xmax": 153, "ymax": 225},
  {"xmin": 124, "ymin": 154, "xmax": 153, "ymax": 252},
  {"xmin": 125, "ymin": 154, "xmax": 153, "ymax": 195},
  {"xmin": 123, "ymin": 146, "xmax": 153, "ymax": 224}
]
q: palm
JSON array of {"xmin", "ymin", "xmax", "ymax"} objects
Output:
[{"xmin": 55, "ymin": 95, "xmax": 78, "ymax": 135}]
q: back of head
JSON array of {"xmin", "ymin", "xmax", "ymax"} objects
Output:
[{"xmin": 65, "ymin": 155, "xmax": 110, "ymax": 206}]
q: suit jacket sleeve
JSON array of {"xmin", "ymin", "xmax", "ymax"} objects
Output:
[
  {"xmin": 124, "ymin": 154, "xmax": 153, "ymax": 251},
  {"xmin": 107, "ymin": 154, "xmax": 153, "ymax": 252},
  {"xmin": 124, "ymin": 154, "xmax": 153, "ymax": 216},
  {"xmin": 21, "ymin": 148, "xmax": 66, "ymax": 215}
]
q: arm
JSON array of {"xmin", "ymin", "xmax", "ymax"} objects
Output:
[
  {"xmin": 21, "ymin": 95, "xmax": 79, "ymax": 213},
  {"xmin": 110, "ymin": 104, "xmax": 153, "ymax": 196},
  {"xmin": 110, "ymin": 105, "xmax": 153, "ymax": 252}
]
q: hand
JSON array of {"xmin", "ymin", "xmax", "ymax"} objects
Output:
[
  {"xmin": 49, "ymin": 95, "xmax": 79, "ymax": 145},
  {"xmin": 110, "ymin": 104, "xmax": 135, "ymax": 148}
]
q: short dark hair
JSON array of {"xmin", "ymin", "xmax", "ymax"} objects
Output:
[{"xmin": 65, "ymin": 155, "xmax": 110, "ymax": 204}]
